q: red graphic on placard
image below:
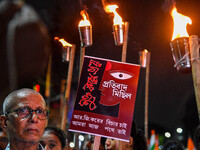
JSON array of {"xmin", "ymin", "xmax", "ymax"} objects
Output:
[
  {"xmin": 79, "ymin": 92, "xmax": 96, "ymax": 110},
  {"xmin": 88, "ymin": 59, "xmax": 102, "ymax": 75},
  {"xmin": 99, "ymin": 62, "xmax": 136, "ymax": 109},
  {"xmin": 83, "ymin": 73, "xmax": 98, "ymax": 92},
  {"xmin": 79, "ymin": 59, "xmax": 102, "ymax": 110}
]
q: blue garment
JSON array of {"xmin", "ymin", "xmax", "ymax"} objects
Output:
[{"xmin": 5, "ymin": 143, "xmax": 44, "ymax": 150}]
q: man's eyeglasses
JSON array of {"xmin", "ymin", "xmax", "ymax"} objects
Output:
[{"xmin": 6, "ymin": 107, "xmax": 50, "ymax": 120}]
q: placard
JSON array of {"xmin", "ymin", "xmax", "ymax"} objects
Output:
[{"xmin": 69, "ymin": 56, "xmax": 140, "ymax": 141}]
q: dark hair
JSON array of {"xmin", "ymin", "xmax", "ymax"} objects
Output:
[
  {"xmin": 45, "ymin": 127, "xmax": 67, "ymax": 148},
  {"xmin": 131, "ymin": 121, "xmax": 147, "ymax": 150},
  {"xmin": 133, "ymin": 129, "xmax": 148, "ymax": 150},
  {"xmin": 162, "ymin": 140, "xmax": 184, "ymax": 150}
]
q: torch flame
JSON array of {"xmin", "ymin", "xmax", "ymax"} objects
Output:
[
  {"xmin": 171, "ymin": 7, "xmax": 192, "ymax": 41},
  {"xmin": 54, "ymin": 37, "xmax": 72, "ymax": 47},
  {"xmin": 144, "ymin": 49, "xmax": 148, "ymax": 53},
  {"xmin": 78, "ymin": 10, "xmax": 91, "ymax": 27},
  {"xmin": 105, "ymin": 5, "xmax": 124, "ymax": 25}
]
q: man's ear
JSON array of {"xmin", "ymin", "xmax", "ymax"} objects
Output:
[{"xmin": 0, "ymin": 115, "xmax": 8, "ymax": 131}]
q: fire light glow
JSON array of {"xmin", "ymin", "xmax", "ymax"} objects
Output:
[
  {"xmin": 171, "ymin": 7, "xmax": 192, "ymax": 41},
  {"xmin": 105, "ymin": 5, "xmax": 124, "ymax": 25},
  {"xmin": 54, "ymin": 37, "xmax": 72, "ymax": 47},
  {"xmin": 78, "ymin": 10, "xmax": 91, "ymax": 27},
  {"xmin": 144, "ymin": 49, "xmax": 148, "ymax": 53}
]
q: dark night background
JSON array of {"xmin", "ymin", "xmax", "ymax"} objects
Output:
[{"xmin": 1, "ymin": 0, "xmax": 200, "ymax": 147}]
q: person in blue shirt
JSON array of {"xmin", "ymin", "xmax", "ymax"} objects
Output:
[{"xmin": 0, "ymin": 88, "xmax": 50, "ymax": 150}]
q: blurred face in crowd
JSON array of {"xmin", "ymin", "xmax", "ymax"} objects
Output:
[
  {"xmin": 0, "ymin": 131, "xmax": 8, "ymax": 150},
  {"xmin": 105, "ymin": 137, "xmax": 133, "ymax": 150},
  {"xmin": 105, "ymin": 138, "xmax": 117, "ymax": 150},
  {"xmin": 40, "ymin": 130, "xmax": 63, "ymax": 150},
  {"xmin": 1, "ymin": 89, "xmax": 48, "ymax": 143}
]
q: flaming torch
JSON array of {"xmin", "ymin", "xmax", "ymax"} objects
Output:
[
  {"xmin": 78, "ymin": 10, "xmax": 92, "ymax": 47},
  {"xmin": 170, "ymin": 7, "xmax": 192, "ymax": 73},
  {"xmin": 139, "ymin": 49, "xmax": 151, "ymax": 139},
  {"xmin": 54, "ymin": 37, "xmax": 73, "ymax": 62},
  {"xmin": 54, "ymin": 37, "xmax": 76, "ymax": 130},
  {"xmin": 105, "ymin": 5, "xmax": 125, "ymax": 45},
  {"xmin": 169, "ymin": 5, "xmax": 200, "ymax": 121}
]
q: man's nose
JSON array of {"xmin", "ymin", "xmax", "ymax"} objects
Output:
[{"xmin": 29, "ymin": 111, "xmax": 38, "ymax": 123}]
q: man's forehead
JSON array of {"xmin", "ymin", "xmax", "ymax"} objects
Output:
[
  {"xmin": 16, "ymin": 93, "xmax": 45, "ymax": 104},
  {"xmin": 17, "ymin": 91, "xmax": 31, "ymax": 97},
  {"xmin": 10, "ymin": 92, "xmax": 46, "ymax": 109}
]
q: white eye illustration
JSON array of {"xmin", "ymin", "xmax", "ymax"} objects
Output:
[{"xmin": 110, "ymin": 71, "xmax": 133, "ymax": 80}]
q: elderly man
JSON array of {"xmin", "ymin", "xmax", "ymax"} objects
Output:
[{"xmin": 0, "ymin": 88, "xmax": 50, "ymax": 150}]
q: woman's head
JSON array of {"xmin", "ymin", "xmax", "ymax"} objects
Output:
[{"xmin": 40, "ymin": 127, "xmax": 67, "ymax": 150}]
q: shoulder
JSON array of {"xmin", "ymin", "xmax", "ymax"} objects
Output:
[
  {"xmin": 5, "ymin": 143, "xmax": 10, "ymax": 150},
  {"xmin": 39, "ymin": 143, "xmax": 44, "ymax": 150}
]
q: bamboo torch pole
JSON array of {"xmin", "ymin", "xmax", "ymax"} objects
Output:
[
  {"xmin": 118, "ymin": 21, "xmax": 129, "ymax": 150},
  {"xmin": 189, "ymin": 35, "xmax": 200, "ymax": 120},
  {"xmin": 74, "ymin": 45, "xmax": 86, "ymax": 150},
  {"xmin": 45, "ymin": 55, "xmax": 52, "ymax": 108},
  {"xmin": 60, "ymin": 79, "xmax": 66, "ymax": 119},
  {"xmin": 45, "ymin": 55, "xmax": 52, "ymax": 125},
  {"xmin": 79, "ymin": 46, "xmax": 85, "ymax": 75},
  {"xmin": 93, "ymin": 136, "xmax": 101, "ymax": 150},
  {"xmin": 144, "ymin": 52, "xmax": 150, "ymax": 140},
  {"xmin": 139, "ymin": 50, "xmax": 150, "ymax": 140},
  {"xmin": 61, "ymin": 45, "xmax": 76, "ymax": 130},
  {"xmin": 121, "ymin": 22, "xmax": 129, "ymax": 63}
]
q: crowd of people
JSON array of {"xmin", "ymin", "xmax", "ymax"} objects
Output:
[{"xmin": 0, "ymin": 88, "xmax": 199, "ymax": 150}]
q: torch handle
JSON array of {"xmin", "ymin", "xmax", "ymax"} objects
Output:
[
  {"xmin": 60, "ymin": 79, "xmax": 66, "ymax": 119},
  {"xmin": 45, "ymin": 55, "xmax": 52, "ymax": 98},
  {"xmin": 145, "ymin": 52, "xmax": 150, "ymax": 139},
  {"xmin": 93, "ymin": 136, "xmax": 101, "ymax": 150},
  {"xmin": 61, "ymin": 45, "xmax": 76, "ymax": 130},
  {"xmin": 73, "ymin": 45, "xmax": 85, "ymax": 150},
  {"xmin": 79, "ymin": 46, "xmax": 85, "ymax": 75},
  {"xmin": 45, "ymin": 55, "xmax": 52, "ymax": 126},
  {"xmin": 189, "ymin": 35, "xmax": 200, "ymax": 120},
  {"xmin": 118, "ymin": 22, "xmax": 129, "ymax": 150},
  {"xmin": 121, "ymin": 22, "xmax": 129, "ymax": 62}
]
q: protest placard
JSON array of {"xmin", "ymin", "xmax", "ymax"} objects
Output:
[{"xmin": 69, "ymin": 56, "xmax": 140, "ymax": 141}]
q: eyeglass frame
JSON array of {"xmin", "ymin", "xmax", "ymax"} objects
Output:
[{"xmin": 5, "ymin": 107, "xmax": 50, "ymax": 120}]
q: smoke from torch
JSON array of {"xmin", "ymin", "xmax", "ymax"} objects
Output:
[{"xmin": 162, "ymin": 0, "xmax": 176, "ymax": 12}]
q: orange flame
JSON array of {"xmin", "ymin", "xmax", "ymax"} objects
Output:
[
  {"xmin": 144, "ymin": 49, "xmax": 148, "ymax": 53},
  {"xmin": 54, "ymin": 37, "xmax": 72, "ymax": 47},
  {"xmin": 78, "ymin": 10, "xmax": 91, "ymax": 27},
  {"xmin": 105, "ymin": 5, "xmax": 124, "ymax": 25},
  {"xmin": 171, "ymin": 7, "xmax": 192, "ymax": 41}
]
